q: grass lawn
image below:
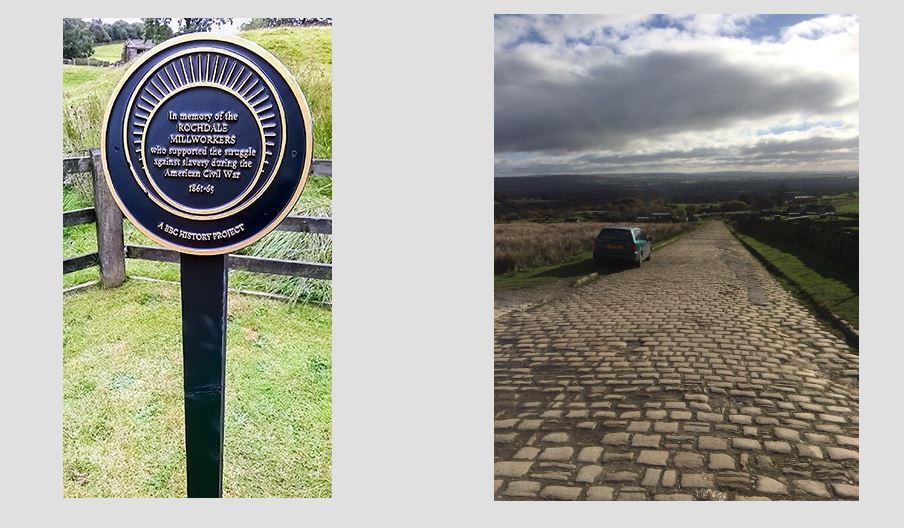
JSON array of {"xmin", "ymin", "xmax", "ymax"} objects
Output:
[
  {"xmin": 63, "ymin": 279, "xmax": 332, "ymax": 497},
  {"xmin": 495, "ymin": 223, "xmax": 700, "ymax": 290},
  {"xmin": 735, "ymin": 232, "xmax": 858, "ymax": 327},
  {"xmin": 62, "ymin": 65, "xmax": 112, "ymax": 92},
  {"xmin": 92, "ymin": 41, "xmax": 124, "ymax": 62}
]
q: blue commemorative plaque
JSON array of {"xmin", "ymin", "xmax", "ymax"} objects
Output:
[
  {"xmin": 102, "ymin": 34, "xmax": 313, "ymax": 254},
  {"xmin": 101, "ymin": 33, "xmax": 316, "ymax": 497}
]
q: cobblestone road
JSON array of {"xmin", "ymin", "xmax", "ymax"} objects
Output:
[{"xmin": 494, "ymin": 221, "xmax": 859, "ymax": 501}]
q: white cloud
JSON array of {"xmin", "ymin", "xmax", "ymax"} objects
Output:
[{"xmin": 495, "ymin": 14, "xmax": 859, "ymax": 174}]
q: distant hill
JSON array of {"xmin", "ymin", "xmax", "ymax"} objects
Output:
[{"xmin": 494, "ymin": 171, "xmax": 859, "ymax": 205}]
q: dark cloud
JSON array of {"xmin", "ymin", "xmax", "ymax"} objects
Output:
[
  {"xmin": 494, "ymin": 135, "xmax": 859, "ymax": 176},
  {"xmin": 495, "ymin": 50, "xmax": 849, "ymax": 154},
  {"xmin": 740, "ymin": 135, "xmax": 859, "ymax": 156}
]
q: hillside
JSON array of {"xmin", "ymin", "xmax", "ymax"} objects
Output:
[
  {"xmin": 495, "ymin": 171, "xmax": 859, "ymax": 206},
  {"xmin": 62, "ymin": 26, "xmax": 332, "ymax": 158},
  {"xmin": 91, "ymin": 41, "xmax": 124, "ymax": 62}
]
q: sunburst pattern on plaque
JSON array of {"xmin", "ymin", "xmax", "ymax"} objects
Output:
[{"xmin": 128, "ymin": 52, "xmax": 278, "ymax": 166}]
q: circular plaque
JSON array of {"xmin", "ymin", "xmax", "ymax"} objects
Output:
[{"xmin": 102, "ymin": 34, "xmax": 313, "ymax": 254}]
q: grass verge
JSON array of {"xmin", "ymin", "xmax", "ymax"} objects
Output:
[
  {"xmin": 733, "ymin": 231, "xmax": 858, "ymax": 329},
  {"xmin": 63, "ymin": 279, "xmax": 332, "ymax": 497},
  {"xmin": 495, "ymin": 221, "xmax": 702, "ymax": 290}
]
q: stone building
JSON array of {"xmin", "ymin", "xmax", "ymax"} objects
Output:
[{"xmin": 122, "ymin": 39, "xmax": 156, "ymax": 62}]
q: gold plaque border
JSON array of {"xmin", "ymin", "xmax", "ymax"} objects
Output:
[
  {"xmin": 139, "ymin": 82, "xmax": 267, "ymax": 216},
  {"xmin": 123, "ymin": 46, "xmax": 285, "ymax": 221},
  {"xmin": 101, "ymin": 33, "xmax": 314, "ymax": 256}
]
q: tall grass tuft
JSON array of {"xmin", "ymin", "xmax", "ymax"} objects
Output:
[{"xmin": 233, "ymin": 175, "xmax": 332, "ymax": 304}]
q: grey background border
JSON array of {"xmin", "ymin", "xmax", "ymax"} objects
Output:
[{"xmin": 0, "ymin": 0, "xmax": 897, "ymax": 525}]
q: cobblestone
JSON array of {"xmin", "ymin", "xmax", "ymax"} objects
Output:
[
  {"xmin": 795, "ymin": 480, "xmax": 830, "ymax": 498},
  {"xmin": 539, "ymin": 447, "xmax": 574, "ymax": 461},
  {"xmin": 756, "ymin": 476, "xmax": 787, "ymax": 495},
  {"xmin": 586, "ymin": 486, "xmax": 615, "ymax": 500},
  {"xmin": 826, "ymin": 447, "xmax": 859, "ymax": 461},
  {"xmin": 540, "ymin": 485, "xmax": 582, "ymax": 500},
  {"xmin": 832, "ymin": 483, "xmax": 859, "ymax": 499},
  {"xmin": 637, "ymin": 450, "xmax": 669, "ymax": 466},
  {"xmin": 495, "ymin": 222, "xmax": 859, "ymax": 501},
  {"xmin": 576, "ymin": 465, "xmax": 603, "ymax": 483},
  {"xmin": 502, "ymin": 480, "xmax": 541, "ymax": 498},
  {"xmin": 674, "ymin": 452, "xmax": 705, "ymax": 469}
]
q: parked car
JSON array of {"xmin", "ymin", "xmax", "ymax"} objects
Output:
[{"xmin": 592, "ymin": 227, "xmax": 653, "ymax": 268}]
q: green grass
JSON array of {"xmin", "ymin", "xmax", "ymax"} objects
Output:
[
  {"xmin": 819, "ymin": 191, "xmax": 859, "ymax": 213},
  {"xmin": 495, "ymin": 223, "xmax": 700, "ymax": 290},
  {"xmin": 63, "ymin": 279, "xmax": 332, "ymax": 497},
  {"xmin": 62, "ymin": 65, "xmax": 112, "ymax": 92},
  {"xmin": 735, "ymin": 232, "xmax": 858, "ymax": 327},
  {"xmin": 240, "ymin": 27, "xmax": 332, "ymax": 159},
  {"xmin": 92, "ymin": 41, "xmax": 124, "ymax": 62}
]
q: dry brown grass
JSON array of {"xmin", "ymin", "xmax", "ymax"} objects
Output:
[{"xmin": 494, "ymin": 222, "xmax": 692, "ymax": 274}]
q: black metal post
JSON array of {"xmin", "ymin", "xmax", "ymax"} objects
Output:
[{"xmin": 180, "ymin": 253, "xmax": 228, "ymax": 498}]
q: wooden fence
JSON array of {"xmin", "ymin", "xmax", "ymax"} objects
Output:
[{"xmin": 63, "ymin": 148, "xmax": 332, "ymax": 288}]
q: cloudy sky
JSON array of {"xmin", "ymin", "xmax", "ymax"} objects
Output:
[{"xmin": 494, "ymin": 14, "xmax": 859, "ymax": 176}]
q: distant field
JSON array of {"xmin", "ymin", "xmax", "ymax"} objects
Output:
[
  {"xmin": 91, "ymin": 41, "xmax": 123, "ymax": 62},
  {"xmin": 495, "ymin": 221, "xmax": 693, "ymax": 275},
  {"xmin": 819, "ymin": 191, "xmax": 859, "ymax": 213}
]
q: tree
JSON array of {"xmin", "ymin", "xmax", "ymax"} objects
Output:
[
  {"xmin": 143, "ymin": 18, "xmax": 232, "ymax": 42},
  {"xmin": 143, "ymin": 18, "xmax": 173, "ymax": 42},
  {"xmin": 178, "ymin": 18, "xmax": 233, "ymax": 34},
  {"xmin": 751, "ymin": 196, "xmax": 775, "ymax": 211},
  {"xmin": 89, "ymin": 19, "xmax": 111, "ymax": 43},
  {"xmin": 63, "ymin": 18, "xmax": 94, "ymax": 59},
  {"xmin": 108, "ymin": 20, "xmax": 130, "ymax": 41},
  {"xmin": 127, "ymin": 22, "xmax": 145, "ymax": 39},
  {"xmin": 241, "ymin": 18, "xmax": 332, "ymax": 30},
  {"xmin": 719, "ymin": 200, "xmax": 748, "ymax": 213}
]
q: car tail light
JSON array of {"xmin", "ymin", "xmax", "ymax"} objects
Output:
[{"xmin": 632, "ymin": 243, "xmax": 637, "ymax": 253}]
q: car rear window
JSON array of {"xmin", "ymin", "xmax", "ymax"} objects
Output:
[{"xmin": 597, "ymin": 229, "xmax": 632, "ymax": 241}]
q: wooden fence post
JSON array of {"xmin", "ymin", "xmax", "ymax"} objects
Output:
[{"xmin": 90, "ymin": 148, "xmax": 126, "ymax": 287}]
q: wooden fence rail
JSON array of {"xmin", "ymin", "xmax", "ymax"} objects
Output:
[{"xmin": 63, "ymin": 150, "xmax": 333, "ymax": 287}]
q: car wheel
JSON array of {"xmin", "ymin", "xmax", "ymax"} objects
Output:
[
  {"xmin": 645, "ymin": 250, "xmax": 652, "ymax": 262},
  {"xmin": 634, "ymin": 259, "xmax": 642, "ymax": 269}
]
